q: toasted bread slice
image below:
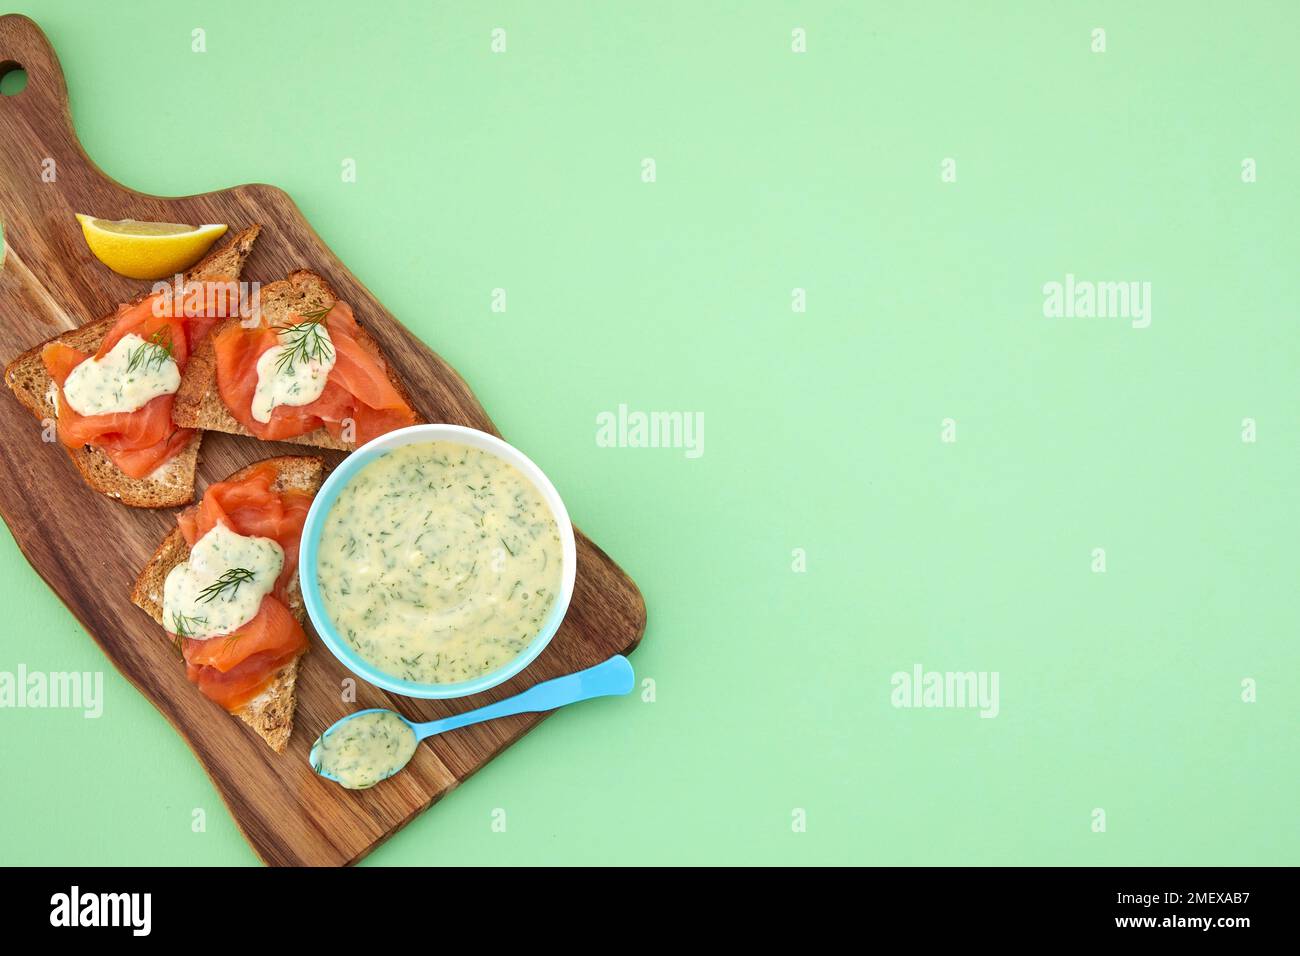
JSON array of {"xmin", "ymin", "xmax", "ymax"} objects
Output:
[
  {"xmin": 172, "ymin": 269, "xmax": 421, "ymax": 451},
  {"xmin": 130, "ymin": 455, "xmax": 324, "ymax": 753},
  {"xmin": 4, "ymin": 226, "xmax": 261, "ymax": 508}
]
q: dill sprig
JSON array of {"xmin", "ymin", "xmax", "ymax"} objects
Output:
[
  {"xmin": 125, "ymin": 327, "xmax": 175, "ymax": 375},
  {"xmin": 169, "ymin": 611, "xmax": 208, "ymax": 656},
  {"xmin": 273, "ymin": 313, "xmax": 334, "ymax": 375},
  {"xmin": 170, "ymin": 611, "xmax": 207, "ymax": 637},
  {"xmin": 197, "ymin": 567, "xmax": 256, "ymax": 603}
]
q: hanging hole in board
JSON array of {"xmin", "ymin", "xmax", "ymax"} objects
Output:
[{"xmin": 0, "ymin": 61, "xmax": 28, "ymax": 96}]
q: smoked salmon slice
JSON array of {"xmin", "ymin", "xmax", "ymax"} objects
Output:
[
  {"xmin": 186, "ymin": 645, "xmax": 304, "ymax": 712},
  {"xmin": 169, "ymin": 463, "xmax": 312, "ymax": 712},
  {"xmin": 213, "ymin": 301, "xmax": 417, "ymax": 446},
  {"xmin": 42, "ymin": 295, "xmax": 201, "ymax": 479},
  {"xmin": 177, "ymin": 460, "xmax": 312, "ymax": 597},
  {"xmin": 183, "ymin": 596, "xmax": 305, "ymax": 672}
]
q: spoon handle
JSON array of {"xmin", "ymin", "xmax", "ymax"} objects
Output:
[{"xmin": 413, "ymin": 656, "xmax": 636, "ymax": 740}]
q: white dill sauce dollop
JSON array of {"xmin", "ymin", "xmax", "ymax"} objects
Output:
[{"xmin": 317, "ymin": 441, "xmax": 562, "ymax": 685}]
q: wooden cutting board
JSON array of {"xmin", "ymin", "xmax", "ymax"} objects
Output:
[{"xmin": 0, "ymin": 14, "xmax": 646, "ymax": 866}]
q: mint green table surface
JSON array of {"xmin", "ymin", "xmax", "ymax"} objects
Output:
[{"xmin": 1, "ymin": 0, "xmax": 1296, "ymax": 866}]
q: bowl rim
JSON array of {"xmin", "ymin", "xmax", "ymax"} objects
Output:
[{"xmin": 299, "ymin": 424, "xmax": 577, "ymax": 699}]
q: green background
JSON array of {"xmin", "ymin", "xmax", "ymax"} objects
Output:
[{"xmin": 2, "ymin": 0, "xmax": 1297, "ymax": 865}]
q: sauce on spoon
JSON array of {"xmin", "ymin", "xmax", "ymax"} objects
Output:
[{"xmin": 311, "ymin": 710, "xmax": 418, "ymax": 789}]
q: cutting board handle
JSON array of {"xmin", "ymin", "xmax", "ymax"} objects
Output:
[
  {"xmin": 0, "ymin": 15, "xmax": 73, "ymax": 141},
  {"xmin": 0, "ymin": 14, "xmax": 122, "ymax": 253}
]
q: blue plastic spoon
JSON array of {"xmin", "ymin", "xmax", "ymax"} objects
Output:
[{"xmin": 310, "ymin": 655, "xmax": 635, "ymax": 789}]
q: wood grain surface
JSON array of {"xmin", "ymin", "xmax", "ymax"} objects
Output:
[{"xmin": 0, "ymin": 14, "xmax": 646, "ymax": 866}]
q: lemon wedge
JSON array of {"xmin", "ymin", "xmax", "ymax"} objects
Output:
[{"xmin": 75, "ymin": 215, "xmax": 227, "ymax": 280}]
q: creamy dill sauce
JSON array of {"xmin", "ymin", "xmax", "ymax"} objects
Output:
[
  {"xmin": 63, "ymin": 332, "xmax": 180, "ymax": 416},
  {"xmin": 251, "ymin": 323, "xmax": 336, "ymax": 423},
  {"xmin": 317, "ymin": 441, "xmax": 562, "ymax": 685},
  {"xmin": 312, "ymin": 710, "xmax": 418, "ymax": 789},
  {"xmin": 163, "ymin": 522, "xmax": 283, "ymax": 638}
]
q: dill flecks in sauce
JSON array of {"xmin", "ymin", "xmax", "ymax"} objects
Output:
[
  {"xmin": 63, "ymin": 331, "xmax": 180, "ymax": 416},
  {"xmin": 163, "ymin": 522, "xmax": 283, "ymax": 638},
  {"xmin": 317, "ymin": 441, "xmax": 562, "ymax": 685},
  {"xmin": 312, "ymin": 710, "xmax": 418, "ymax": 789},
  {"xmin": 251, "ymin": 320, "xmax": 336, "ymax": 423}
]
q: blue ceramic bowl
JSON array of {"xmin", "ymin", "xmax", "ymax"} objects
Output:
[{"xmin": 299, "ymin": 424, "xmax": 577, "ymax": 699}]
